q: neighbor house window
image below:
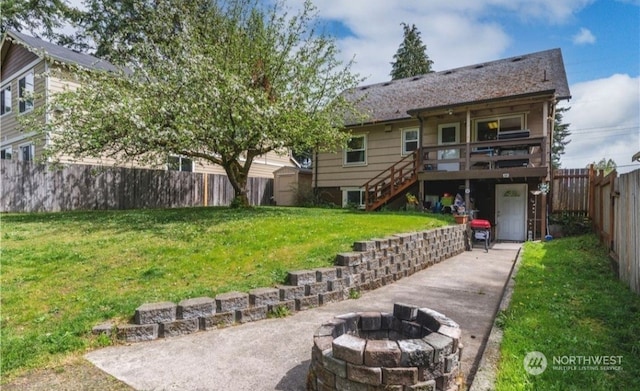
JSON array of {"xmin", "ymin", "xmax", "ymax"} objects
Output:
[
  {"xmin": 19, "ymin": 144, "xmax": 34, "ymax": 161},
  {"xmin": 1, "ymin": 86, "xmax": 11, "ymax": 115},
  {"xmin": 168, "ymin": 155, "xmax": 193, "ymax": 172},
  {"xmin": 1, "ymin": 146, "xmax": 12, "ymax": 160},
  {"xmin": 342, "ymin": 188, "xmax": 365, "ymax": 208},
  {"xmin": 344, "ymin": 134, "xmax": 367, "ymax": 165},
  {"xmin": 475, "ymin": 115, "xmax": 524, "ymax": 141},
  {"xmin": 402, "ymin": 128, "xmax": 419, "ymax": 155},
  {"xmin": 19, "ymin": 71, "xmax": 34, "ymax": 113}
]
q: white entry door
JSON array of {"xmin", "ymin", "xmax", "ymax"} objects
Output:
[{"xmin": 496, "ymin": 184, "xmax": 527, "ymax": 241}]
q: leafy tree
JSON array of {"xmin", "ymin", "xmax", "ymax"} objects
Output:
[
  {"xmin": 27, "ymin": 0, "xmax": 362, "ymax": 207},
  {"xmin": 0, "ymin": 0, "xmax": 81, "ymax": 45},
  {"xmin": 590, "ymin": 158, "xmax": 617, "ymax": 174},
  {"xmin": 390, "ymin": 23, "xmax": 433, "ymax": 80},
  {"xmin": 552, "ymin": 106, "xmax": 571, "ymax": 168},
  {"xmin": 77, "ymin": 0, "xmax": 154, "ymax": 62}
]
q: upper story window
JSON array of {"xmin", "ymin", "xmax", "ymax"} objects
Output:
[
  {"xmin": 168, "ymin": 155, "xmax": 193, "ymax": 172},
  {"xmin": 475, "ymin": 115, "xmax": 525, "ymax": 141},
  {"xmin": 402, "ymin": 128, "xmax": 419, "ymax": 155},
  {"xmin": 1, "ymin": 86, "xmax": 11, "ymax": 115},
  {"xmin": 19, "ymin": 144, "xmax": 34, "ymax": 161},
  {"xmin": 344, "ymin": 134, "xmax": 367, "ymax": 165},
  {"xmin": 1, "ymin": 146, "xmax": 12, "ymax": 160},
  {"xmin": 19, "ymin": 71, "xmax": 34, "ymax": 113}
]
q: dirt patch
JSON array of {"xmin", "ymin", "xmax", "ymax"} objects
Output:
[{"xmin": 2, "ymin": 358, "xmax": 132, "ymax": 391}]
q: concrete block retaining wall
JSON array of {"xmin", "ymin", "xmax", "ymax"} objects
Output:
[{"xmin": 93, "ymin": 225, "xmax": 466, "ymax": 343}]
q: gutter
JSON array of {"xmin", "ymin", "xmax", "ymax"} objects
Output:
[{"xmin": 407, "ymin": 90, "xmax": 563, "ymax": 117}]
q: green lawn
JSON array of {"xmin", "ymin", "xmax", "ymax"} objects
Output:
[
  {"xmin": 495, "ymin": 235, "xmax": 640, "ymax": 390},
  {"xmin": 0, "ymin": 207, "xmax": 450, "ymax": 379}
]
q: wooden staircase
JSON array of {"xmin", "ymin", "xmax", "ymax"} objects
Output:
[{"xmin": 363, "ymin": 151, "xmax": 419, "ymax": 211}]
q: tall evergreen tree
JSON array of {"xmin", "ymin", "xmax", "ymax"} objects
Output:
[
  {"xmin": 552, "ymin": 106, "xmax": 571, "ymax": 169},
  {"xmin": 390, "ymin": 23, "xmax": 433, "ymax": 80}
]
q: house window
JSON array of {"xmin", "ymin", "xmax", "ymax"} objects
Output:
[
  {"xmin": 1, "ymin": 86, "xmax": 11, "ymax": 115},
  {"xmin": 402, "ymin": 128, "xmax": 419, "ymax": 155},
  {"xmin": 19, "ymin": 71, "xmax": 34, "ymax": 113},
  {"xmin": 344, "ymin": 134, "xmax": 367, "ymax": 165},
  {"xmin": 19, "ymin": 144, "xmax": 34, "ymax": 161},
  {"xmin": 342, "ymin": 188, "xmax": 365, "ymax": 208},
  {"xmin": 475, "ymin": 115, "xmax": 524, "ymax": 141},
  {"xmin": 168, "ymin": 155, "xmax": 193, "ymax": 172},
  {"xmin": 1, "ymin": 146, "xmax": 12, "ymax": 160}
]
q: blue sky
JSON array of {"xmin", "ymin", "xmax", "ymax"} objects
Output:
[
  {"xmin": 295, "ymin": 0, "xmax": 640, "ymax": 172},
  {"xmin": 63, "ymin": 0, "xmax": 640, "ymax": 172}
]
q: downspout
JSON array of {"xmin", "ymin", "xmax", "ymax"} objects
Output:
[
  {"xmin": 543, "ymin": 97, "xmax": 558, "ymax": 238},
  {"xmin": 313, "ymin": 148, "xmax": 319, "ymax": 194},
  {"xmin": 44, "ymin": 60, "xmax": 51, "ymax": 153},
  {"xmin": 417, "ymin": 114, "xmax": 424, "ymax": 202},
  {"xmin": 464, "ymin": 108, "xmax": 471, "ymax": 212}
]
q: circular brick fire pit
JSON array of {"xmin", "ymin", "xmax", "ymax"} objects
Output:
[{"xmin": 308, "ymin": 303, "xmax": 462, "ymax": 391}]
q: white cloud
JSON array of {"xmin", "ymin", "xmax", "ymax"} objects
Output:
[
  {"xmin": 561, "ymin": 74, "xmax": 640, "ymax": 173},
  {"xmin": 572, "ymin": 27, "xmax": 596, "ymax": 45},
  {"xmin": 283, "ymin": 0, "xmax": 592, "ymax": 84}
]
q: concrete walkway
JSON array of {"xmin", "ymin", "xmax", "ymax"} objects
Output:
[{"xmin": 85, "ymin": 242, "xmax": 520, "ymax": 391}]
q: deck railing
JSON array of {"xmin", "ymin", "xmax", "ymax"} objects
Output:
[{"xmin": 421, "ymin": 136, "xmax": 546, "ymax": 172}]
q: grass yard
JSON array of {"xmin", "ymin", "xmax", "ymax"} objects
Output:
[
  {"xmin": 495, "ymin": 235, "xmax": 640, "ymax": 390},
  {"xmin": 0, "ymin": 206, "xmax": 451, "ymax": 380}
]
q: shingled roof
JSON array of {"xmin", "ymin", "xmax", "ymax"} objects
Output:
[
  {"xmin": 344, "ymin": 48, "xmax": 571, "ymax": 126},
  {"xmin": 2, "ymin": 30, "xmax": 119, "ymax": 73}
]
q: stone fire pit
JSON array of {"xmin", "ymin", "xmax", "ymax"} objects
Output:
[{"xmin": 308, "ymin": 303, "xmax": 462, "ymax": 391}]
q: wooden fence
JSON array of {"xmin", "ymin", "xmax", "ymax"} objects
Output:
[
  {"xmin": 552, "ymin": 166, "xmax": 639, "ymax": 294},
  {"xmin": 590, "ymin": 169, "xmax": 640, "ymax": 295},
  {"xmin": 1, "ymin": 161, "xmax": 273, "ymax": 212},
  {"xmin": 551, "ymin": 167, "xmax": 591, "ymax": 214}
]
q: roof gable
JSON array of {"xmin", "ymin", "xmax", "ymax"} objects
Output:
[
  {"xmin": 1, "ymin": 30, "xmax": 118, "ymax": 73},
  {"xmin": 344, "ymin": 48, "xmax": 571, "ymax": 126}
]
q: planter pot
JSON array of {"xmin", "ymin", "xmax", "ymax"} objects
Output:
[{"xmin": 454, "ymin": 215, "xmax": 468, "ymax": 224}]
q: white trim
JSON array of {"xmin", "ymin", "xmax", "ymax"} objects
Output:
[
  {"xmin": 401, "ymin": 127, "xmax": 419, "ymax": 156},
  {"xmin": 343, "ymin": 133, "xmax": 367, "ymax": 167},
  {"xmin": 340, "ymin": 187, "xmax": 365, "ymax": 208},
  {"xmin": 0, "ymin": 59, "xmax": 41, "ymax": 89},
  {"xmin": 473, "ymin": 113, "xmax": 527, "ymax": 141},
  {"xmin": 0, "ymin": 84, "xmax": 12, "ymax": 117},
  {"xmin": 44, "ymin": 60, "xmax": 51, "ymax": 146},
  {"xmin": 17, "ymin": 142, "xmax": 35, "ymax": 162},
  {"xmin": 1, "ymin": 131, "xmax": 37, "ymax": 147},
  {"xmin": 18, "ymin": 70, "xmax": 35, "ymax": 115},
  {"xmin": 437, "ymin": 123, "xmax": 460, "ymax": 171},
  {"xmin": 542, "ymin": 101, "xmax": 549, "ymax": 137},
  {"xmin": 437, "ymin": 122, "xmax": 460, "ymax": 144}
]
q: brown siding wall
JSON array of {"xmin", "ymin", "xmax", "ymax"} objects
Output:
[
  {"xmin": 315, "ymin": 100, "xmax": 549, "ymax": 190},
  {"xmin": 1, "ymin": 42, "xmax": 39, "ymax": 80}
]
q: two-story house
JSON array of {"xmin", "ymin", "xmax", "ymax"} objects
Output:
[
  {"xmin": 315, "ymin": 48, "xmax": 571, "ymax": 242},
  {"xmin": 0, "ymin": 30, "xmax": 295, "ymax": 178}
]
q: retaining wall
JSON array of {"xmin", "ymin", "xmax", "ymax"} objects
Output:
[{"xmin": 93, "ymin": 224, "xmax": 467, "ymax": 342}]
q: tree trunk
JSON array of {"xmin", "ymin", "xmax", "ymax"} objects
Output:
[{"xmin": 223, "ymin": 159, "xmax": 251, "ymax": 208}]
